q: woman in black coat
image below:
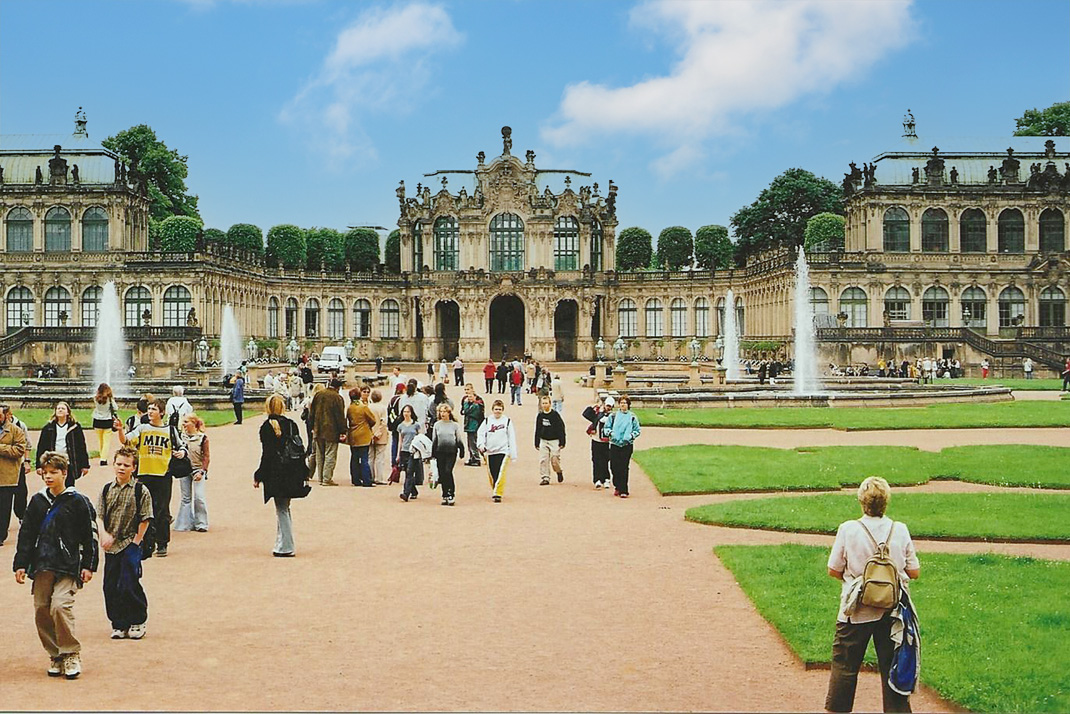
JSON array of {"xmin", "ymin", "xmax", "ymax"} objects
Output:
[
  {"xmin": 36, "ymin": 401, "xmax": 90, "ymax": 487},
  {"xmin": 254, "ymin": 395, "xmax": 310, "ymax": 557}
]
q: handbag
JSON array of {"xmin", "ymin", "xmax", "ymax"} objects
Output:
[
  {"xmin": 167, "ymin": 425, "xmax": 194, "ymax": 479},
  {"xmin": 388, "ymin": 464, "xmax": 401, "ymax": 484}
]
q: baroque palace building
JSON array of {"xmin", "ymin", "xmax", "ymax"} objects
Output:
[{"xmin": 0, "ymin": 113, "xmax": 1067, "ymax": 376}]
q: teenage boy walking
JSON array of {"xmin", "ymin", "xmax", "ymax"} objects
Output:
[
  {"xmin": 534, "ymin": 395, "xmax": 566, "ymax": 485},
  {"xmin": 116, "ymin": 399, "xmax": 180, "ymax": 558}
]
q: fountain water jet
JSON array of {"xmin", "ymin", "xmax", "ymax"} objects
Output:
[
  {"xmin": 792, "ymin": 248, "xmax": 823, "ymax": 395},
  {"xmin": 723, "ymin": 289, "xmax": 740, "ymax": 381},
  {"xmin": 220, "ymin": 304, "xmax": 243, "ymax": 377},
  {"xmin": 92, "ymin": 281, "xmax": 128, "ymax": 393}
]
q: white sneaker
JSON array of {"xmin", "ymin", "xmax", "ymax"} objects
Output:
[
  {"xmin": 110, "ymin": 629, "xmax": 126, "ymax": 640},
  {"xmin": 128, "ymin": 623, "xmax": 146, "ymax": 640},
  {"xmin": 47, "ymin": 657, "xmax": 63, "ymax": 677},
  {"xmin": 595, "ymin": 481, "xmax": 603, "ymax": 490},
  {"xmin": 63, "ymin": 653, "xmax": 81, "ymax": 679}
]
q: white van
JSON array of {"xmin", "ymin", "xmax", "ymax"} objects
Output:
[{"xmin": 316, "ymin": 346, "xmax": 353, "ymax": 373}]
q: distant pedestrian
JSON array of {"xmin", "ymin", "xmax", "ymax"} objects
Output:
[
  {"xmin": 460, "ymin": 384, "xmax": 485, "ymax": 467},
  {"xmin": 534, "ymin": 395, "xmax": 566, "ymax": 486},
  {"xmin": 439, "ymin": 359, "xmax": 449, "ymax": 385},
  {"xmin": 37, "ymin": 402, "xmax": 90, "ymax": 488},
  {"xmin": 253, "ymin": 395, "xmax": 311, "ymax": 557},
  {"xmin": 453, "ymin": 356, "xmax": 464, "ymax": 387},
  {"xmin": 427, "ymin": 360, "xmax": 435, "ymax": 385},
  {"xmin": 550, "ymin": 374, "xmax": 565, "ymax": 414},
  {"xmin": 231, "ymin": 374, "xmax": 246, "ymax": 424},
  {"xmin": 582, "ymin": 394, "xmax": 613, "ymax": 490},
  {"xmin": 91, "ymin": 383, "xmax": 119, "ymax": 466},
  {"xmin": 396, "ymin": 406, "xmax": 424, "ymax": 502},
  {"xmin": 483, "ymin": 359, "xmax": 496, "ymax": 394},
  {"xmin": 604, "ymin": 395, "xmax": 640, "ymax": 498},
  {"xmin": 1062, "ymin": 357, "xmax": 1070, "ymax": 392},
  {"xmin": 496, "ymin": 360, "xmax": 510, "ymax": 394},
  {"xmin": 375, "ymin": 356, "xmax": 383, "ymax": 375},
  {"xmin": 477, "ymin": 400, "xmax": 517, "ymax": 503},
  {"xmin": 310, "ymin": 379, "xmax": 347, "ymax": 486},
  {"xmin": 509, "ymin": 364, "xmax": 524, "ymax": 406},
  {"xmin": 0, "ymin": 404, "xmax": 29, "ymax": 546},
  {"xmin": 346, "ymin": 386, "xmax": 377, "ymax": 487},
  {"xmin": 1023, "ymin": 357, "xmax": 1034, "ymax": 380},
  {"xmin": 173, "ymin": 414, "xmax": 210, "ymax": 532}
]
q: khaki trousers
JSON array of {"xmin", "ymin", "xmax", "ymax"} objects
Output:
[
  {"xmin": 370, "ymin": 442, "xmax": 390, "ymax": 483},
  {"xmin": 314, "ymin": 440, "xmax": 340, "ymax": 484},
  {"xmin": 539, "ymin": 440, "xmax": 562, "ymax": 481},
  {"xmin": 32, "ymin": 570, "xmax": 81, "ymax": 657}
]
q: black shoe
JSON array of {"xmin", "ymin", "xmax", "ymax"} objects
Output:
[
  {"xmin": 557, "ymin": 471, "xmax": 564, "ymax": 483},
  {"xmin": 156, "ymin": 547, "xmax": 168, "ymax": 558},
  {"xmin": 100, "ymin": 460, "xmax": 108, "ymax": 466},
  {"xmin": 272, "ymin": 551, "xmax": 295, "ymax": 558},
  {"xmin": 492, "ymin": 495, "xmax": 502, "ymax": 503}
]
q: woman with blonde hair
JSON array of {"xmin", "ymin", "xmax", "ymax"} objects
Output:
[
  {"xmin": 174, "ymin": 413, "xmax": 210, "ymax": 532},
  {"xmin": 91, "ymin": 383, "xmax": 119, "ymax": 466},
  {"xmin": 254, "ymin": 395, "xmax": 310, "ymax": 557},
  {"xmin": 36, "ymin": 402, "xmax": 90, "ymax": 487},
  {"xmin": 368, "ymin": 389, "xmax": 390, "ymax": 485}
]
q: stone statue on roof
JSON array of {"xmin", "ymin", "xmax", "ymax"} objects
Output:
[{"xmin": 501, "ymin": 126, "xmax": 512, "ymax": 155}]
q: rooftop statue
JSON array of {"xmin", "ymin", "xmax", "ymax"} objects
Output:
[{"xmin": 501, "ymin": 126, "xmax": 512, "ymax": 155}]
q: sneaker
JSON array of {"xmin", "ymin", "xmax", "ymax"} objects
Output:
[
  {"xmin": 128, "ymin": 623, "xmax": 146, "ymax": 639},
  {"xmin": 441, "ymin": 498, "xmax": 449, "ymax": 506},
  {"xmin": 492, "ymin": 495, "xmax": 502, "ymax": 503},
  {"xmin": 399, "ymin": 492, "xmax": 409, "ymax": 502},
  {"xmin": 594, "ymin": 481, "xmax": 603, "ymax": 490},
  {"xmin": 63, "ymin": 653, "xmax": 81, "ymax": 679},
  {"xmin": 613, "ymin": 489, "xmax": 620, "ymax": 497},
  {"xmin": 156, "ymin": 546, "xmax": 168, "ymax": 558},
  {"xmin": 99, "ymin": 460, "xmax": 108, "ymax": 466},
  {"xmin": 110, "ymin": 629, "xmax": 126, "ymax": 640},
  {"xmin": 619, "ymin": 492, "xmax": 629, "ymax": 498},
  {"xmin": 557, "ymin": 471, "xmax": 564, "ymax": 483},
  {"xmin": 48, "ymin": 657, "xmax": 63, "ymax": 677},
  {"xmin": 540, "ymin": 477, "xmax": 550, "ymax": 486},
  {"xmin": 410, "ymin": 493, "xmax": 418, "ymax": 500},
  {"xmin": 447, "ymin": 497, "xmax": 456, "ymax": 506},
  {"xmin": 322, "ymin": 480, "xmax": 339, "ymax": 487}
]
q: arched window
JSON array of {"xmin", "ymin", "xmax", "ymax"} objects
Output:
[
  {"xmin": 1039, "ymin": 286, "xmax": 1066, "ymax": 327},
  {"xmin": 327, "ymin": 298, "xmax": 345, "ymax": 339},
  {"xmin": 670, "ymin": 298, "xmax": 687, "ymax": 337},
  {"xmin": 1040, "ymin": 208, "xmax": 1065, "ymax": 253},
  {"xmin": 489, "ymin": 213, "xmax": 524, "ymax": 271},
  {"xmin": 618, "ymin": 299, "xmax": 637, "ymax": 338},
  {"xmin": 267, "ymin": 297, "xmax": 280, "ymax": 338},
  {"xmin": 882, "ymin": 207, "xmax": 909, "ymax": 252},
  {"xmin": 998, "ymin": 286, "xmax": 1025, "ymax": 327},
  {"xmin": 6, "ymin": 286, "xmax": 34, "ymax": 331},
  {"xmin": 82, "ymin": 206, "xmax": 109, "ymax": 252},
  {"xmin": 839, "ymin": 287, "xmax": 868, "ymax": 328},
  {"xmin": 124, "ymin": 286, "xmax": 152, "ymax": 327},
  {"xmin": 82, "ymin": 286, "xmax": 102, "ymax": 328},
  {"xmin": 45, "ymin": 207, "xmax": 71, "ymax": 252},
  {"xmin": 163, "ymin": 286, "xmax": 192, "ymax": 327},
  {"xmin": 44, "ymin": 287, "xmax": 71, "ymax": 327},
  {"xmin": 304, "ymin": 298, "xmax": 321, "ymax": 338},
  {"xmin": 412, "ymin": 221, "xmax": 424, "ymax": 271},
  {"xmin": 694, "ymin": 297, "xmax": 710, "ymax": 338},
  {"xmin": 959, "ymin": 208, "xmax": 987, "ymax": 253},
  {"xmin": 884, "ymin": 286, "xmax": 911, "ymax": 321},
  {"xmin": 998, "ymin": 209, "xmax": 1024, "ymax": 254},
  {"xmin": 433, "ymin": 217, "xmax": 459, "ymax": 271},
  {"xmin": 590, "ymin": 219, "xmax": 604, "ymax": 272},
  {"xmin": 810, "ymin": 287, "xmax": 830, "ymax": 316},
  {"xmin": 380, "ymin": 299, "xmax": 400, "ymax": 339},
  {"xmin": 284, "ymin": 298, "xmax": 298, "ymax": 338},
  {"xmin": 6, "ymin": 207, "xmax": 33, "ymax": 253},
  {"xmin": 645, "ymin": 298, "xmax": 664, "ymax": 338},
  {"xmin": 554, "ymin": 216, "xmax": 579, "ymax": 271},
  {"xmin": 922, "ymin": 287, "xmax": 949, "ymax": 327},
  {"xmin": 961, "ymin": 287, "xmax": 987, "ymax": 328},
  {"xmin": 921, "ymin": 208, "xmax": 948, "ymax": 252}
]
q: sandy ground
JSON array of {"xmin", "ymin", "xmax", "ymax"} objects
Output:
[{"xmin": 5, "ymin": 373, "xmax": 1062, "ymax": 711}]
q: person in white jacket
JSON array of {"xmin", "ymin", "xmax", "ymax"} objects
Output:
[{"xmin": 476, "ymin": 399, "xmax": 517, "ymax": 503}]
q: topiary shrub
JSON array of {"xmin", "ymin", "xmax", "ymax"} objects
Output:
[
  {"xmin": 617, "ymin": 227, "xmax": 653, "ymax": 271},
  {"xmin": 226, "ymin": 223, "xmax": 264, "ymax": 254},
  {"xmin": 266, "ymin": 224, "xmax": 307, "ymax": 268},
  {"xmin": 345, "ymin": 227, "xmax": 380, "ymax": 272},
  {"xmin": 305, "ymin": 227, "xmax": 346, "ymax": 271},
  {"xmin": 385, "ymin": 229, "xmax": 401, "ymax": 273},
  {"xmin": 656, "ymin": 226, "xmax": 694, "ymax": 270},
  {"xmin": 159, "ymin": 215, "xmax": 202, "ymax": 252}
]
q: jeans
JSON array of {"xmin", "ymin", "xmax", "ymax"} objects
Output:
[
  {"xmin": 0, "ymin": 485, "xmax": 14, "ymax": 544},
  {"xmin": 510, "ymin": 385, "xmax": 522, "ymax": 405},
  {"xmin": 485, "ymin": 378, "xmax": 494, "ymax": 394},
  {"xmin": 137, "ymin": 475, "xmax": 172, "ymax": 553},
  {"xmin": 390, "ymin": 431, "xmax": 400, "ymax": 466},
  {"xmin": 233, "ymin": 402, "xmax": 244, "ymax": 423},
  {"xmin": 465, "ymin": 431, "xmax": 480, "ymax": 463},
  {"xmin": 173, "ymin": 474, "xmax": 209, "ymax": 531},
  {"xmin": 273, "ymin": 497, "xmax": 294, "ymax": 555},
  {"xmin": 825, "ymin": 614, "xmax": 911, "ymax": 712},
  {"xmin": 314, "ymin": 440, "xmax": 339, "ymax": 484},
  {"xmin": 454, "ymin": 369, "xmax": 464, "ymax": 386},
  {"xmin": 403, "ymin": 453, "xmax": 423, "ymax": 498},
  {"xmin": 349, "ymin": 445, "xmax": 372, "ymax": 486},
  {"xmin": 609, "ymin": 442, "xmax": 634, "ymax": 495}
]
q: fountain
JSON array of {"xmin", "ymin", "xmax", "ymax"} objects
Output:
[
  {"xmin": 792, "ymin": 248, "xmax": 822, "ymax": 395},
  {"xmin": 220, "ymin": 304, "xmax": 243, "ymax": 377},
  {"xmin": 723, "ymin": 289, "xmax": 740, "ymax": 380},
  {"xmin": 92, "ymin": 281, "xmax": 128, "ymax": 392}
]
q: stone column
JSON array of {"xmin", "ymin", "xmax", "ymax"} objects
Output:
[
  {"xmin": 986, "ymin": 213, "xmax": 998, "ymax": 253},
  {"xmin": 1025, "ymin": 208, "xmax": 1040, "ymax": 253},
  {"xmin": 33, "ymin": 207, "xmax": 45, "ymax": 252},
  {"xmin": 909, "ymin": 207, "xmax": 921, "ymax": 252},
  {"xmin": 987, "ymin": 293, "xmax": 999, "ymax": 336}
]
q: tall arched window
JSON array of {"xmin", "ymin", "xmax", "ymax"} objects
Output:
[
  {"xmin": 1040, "ymin": 208, "xmax": 1065, "ymax": 253},
  {"xmin": 6, "ymin": 287, "xmax": 34, "ymax": 331},
  {"xmin": 998, "ymin": 286, "xmax": 1025, "ymax": 327},
  {"xmin": 810, "ymin": 287, "xmax": 830, "ymax": 316},
  {"xmin": 554, "ymin": 216, "xmax": 579, "ymax": 271},
  {"xmin": 1040, "ymin": 286, "xmax": 1066, "ymax": 327},
  {"xmin": 694, "ymin": 297, "xmax": 710, "ymax": 338},
  {"xmin": 998, "ymin": 209, "xmax": 1025, "ymax": 254},
  {"xmin": 645, "ymin": 298, "xmax": 664, "ymax": 338},
  {"xmin": 412, "ymin": 221, "xmax": 424, "ymax": 271},
  {"xmin": 433, "ymin": 217, "xmax": 459, "ymax": 271},
  {"xmin": 353, "ymin": 299, "xmax": 372, "ymax": 338},
  {"xmin": 922, "ymin": 287, "xmax": 949, "ymax": 327},
  {"xmin": 124, "ymin": 286, "xmax": 152, "ymax": 327},
  {"xmin": 884, "ymin": 286, "xmax": 911, "ymax": 321},
  {"xmin": 44, "ymin": 287, "xmax": 71, "ymax": 326},
  {"xmin": 961, "ymin": 287, "xmax": 987, "ymax": 328},
  {"xmin": 163, "ymin": 286, "xmax": 192, "ymax": 327},
  {"xmin": 6, "ymin": 207, "xmax": 33, "ymax": 252},
  {"xmin": 921, "ymin": 208, "xmax": 948, "ymax": 252},
  {"xmin": 82, "ymin": 206, "xmax": 109, "ymax": 252},
  {"xmin": 839, "ymin": 287, "xmax": 868, "ymax": 327},
  {"xmin": 670, "ymin": 298, "xmax": 687, "ymax": 337},
  {"xmin": 267, "ymin": 297, "xmax": 280, "ymax": 338},
  {"xmin": 380, "ymin": 299, "xmax": 400, "ymax": 339},
  {"xmin": 883, "ymin": 207, "xmax": 909, "ymax": 252},
  {"xmin": 45, "ymin": 207, "xmax": 71, "ymax": 252},
  {"xmin": 327, "ymin": 298, "xmax": 345, "ymax": 339},
  {"xmin": 489, "ymin": 213, "xmax": 524, "ymax": 271},
  {"xmin": 618, "ymin": 299, "xmax": 637, "ymax": 338},
  {"xmin": 959, "ymin": 208, "xmax": 987, "ymax": 253},
  {"xmin": 304, "ymin": 298, "xmax": 321, "ymax": 338},
  {"xmin": 590, "ymin": 219, "xmax": 604, "ymax": 272},
  {"xmin": 82, "ymin": 286, "xmax": 102, "ymax": 328},
  {"xmin": 284, "ymin": 298, "xmax": 298, "ymax": 338}
]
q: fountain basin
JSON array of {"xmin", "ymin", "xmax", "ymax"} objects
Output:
[{"xmin": 625, "ymin": 383, "xmax": 1013, "ymax": 408}]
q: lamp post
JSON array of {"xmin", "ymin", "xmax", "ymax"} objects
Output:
[
  {"xmin": 596, "ymin": 337, "xmax": 605, "ymax": 363},
  {"xmin": 613, "ymin": 337, "xmax": 626, "ymax": 366},
  {"xmin": 344, "ymin": 339, "xmax": 354, "ymax": 358},
  {"xmin": 612, "ymin": 337, "xmax": 627, "ymax": 389},
  {"xmin": 246, "ymin": 337, "xmax": 258, "ymax": 361}
]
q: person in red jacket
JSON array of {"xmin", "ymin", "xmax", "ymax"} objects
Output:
[
  {"xmin": 509, "ymin": 365, "xmax": 524, "ymax": 406},
  {"xmin": 482, "ymin": 360, "xmax": 496, "ymax": 395}
]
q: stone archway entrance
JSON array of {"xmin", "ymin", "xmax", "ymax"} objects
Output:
[
  {"xmin": 554, "ymin": 299, "xmax": 578, "ymax": 361},
  {"xmin": 489, "ymin": 294, "xmax": 524, "ymax": 361},
  {"xmin": 436, "ymin": 300, "xmax": 460, "ymax": 360}
]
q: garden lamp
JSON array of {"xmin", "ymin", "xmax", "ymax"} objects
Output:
[
  {"xmin": 596, "ymin": 337, "xmax": 605, "ymax": 362},
  {"xmin": 689, "ymin": 337, "xmax": 701, "ymax": 364},
  {"xmin": 613, "ymin": 337, "xmax": 626, "ymax": 365}
]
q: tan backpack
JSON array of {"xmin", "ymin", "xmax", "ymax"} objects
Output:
[{"xmin": 857, "ymin": 520, "xmax": 901, "ymax": 610}]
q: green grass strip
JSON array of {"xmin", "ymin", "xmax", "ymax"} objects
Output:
[
  {"xmin": 689, "ymin": 492, "xmax": 1070, "ymax": 542},
  {"xmin": 954, "ymin": 377, "xmax": 1065, "ymax": 391},
  {"xmin": 635, "ymin": 444, "xmax": 1070, "ymax": 494},
  {"xmin": 715, "ymin": 544, "xmax": 1070, "ymax": 712},
  {"xmin": 633, "ymin": 400, "xmax": 1070, "ymax": 430},
  {"xmin": 13, "ymin": 408, "xmax": 256, "ymax": 431}
]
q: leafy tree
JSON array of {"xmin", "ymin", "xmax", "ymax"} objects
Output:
[
  {"xmin": 1014, "ymin": 101, "xmax": 1070, "ymax": 136},
  {"xmin": 305, "ymin": 227, "xmax": 345, "ymax": 271},
  {"xmin": 694, "ymin": 224, "xmax": 733, "ymax": 270},
  {"xmin": 203, "ymin": 227, "xmax": 226, "ymax": 245},
  {"xmin": 730, "ymin": 168, "xmax": 842, "ymax": 265},
  {"xmin": 159, "ymin": 215, "xmax": 202, "ymax": 252},
  {"xmin": 345, "ymin": 228, "xmax": 381, "ymax": 272},
  {"xmin": 265, "ymin": 224, "xmax": 307, "ymax": 268},
  {"xmin": 385, "ymin": 229, "xmax": 401, "ymax": 273},
  {"xmin": 803, "ymin": 213, "xmax": 846, "ymax": 251},
  {"xmin": 148, "ymin": 218, "xmax": 162, "ymax": 251},
  {"xmin": 656, "ymin": 226, "xmax": 694, "ymax": 270},
  {"xmin": 616, "ymin": 227, "xmax": 653, "ymax": 271},
  {"xmin": 226, "ymin": 223, "xmax": 264, "ymax": 254},
  {"xmin": 102, "ymin": 124, "xmax": 199, "ymax": 220}
]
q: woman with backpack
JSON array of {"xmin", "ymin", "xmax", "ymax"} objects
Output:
[
  {"xmin": 825, "ymin": 476, "xmax": 920, "ymax": 712},
  {"xmin": 253, "ymin": 395, "xmax": 311, "ymax": 558},
  {"xmin": 36, "ymin": 402, "xmax": 90, "ymax": 487},
  {"xmin": 603, "ymin": 395, "xmax": 640, "ymax": 498}
]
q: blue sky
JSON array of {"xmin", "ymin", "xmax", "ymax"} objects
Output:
[{"xmin": 1, "ymin": 0, "xmax": 1067, "ymax": 243}]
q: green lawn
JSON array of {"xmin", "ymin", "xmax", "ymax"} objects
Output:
[
  {"xmin": 716, "ymin": 544, "xmax": 1070, "ymax": 712},
  {"xmin": 633, "ymin": 400, "xmax": 1070, "ymax": 430},
  {"xmin": 955, "ymin": 377, "xmax": 1065, "ymax": 391},
  {"xmin": 14, "ymin": 408, "xmax": 256, "ymax": 431},
  {"xmin": 635, "ymin": 444, "xmax": 1070, "ymax": 494},
  {"xmin": 688, "ymin": 492, "xmax": 1070, "ymax": 542},
  {"xmin": 0, "ymin": 377, "xmax": 23, "ymax": 387}
]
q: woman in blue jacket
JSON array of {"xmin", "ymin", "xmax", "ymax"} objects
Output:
[{"xmin": 604, "ymin": 395, "xmax": 640, "ymax": 498}]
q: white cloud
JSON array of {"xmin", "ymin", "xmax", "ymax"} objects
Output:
[
  {"xmin": 280, "ymin": 2, "xmax": 463, "ymax": 166},
  {"xmin": 542, "ymin": 0, "xmax": 915, "ymax": 172}
]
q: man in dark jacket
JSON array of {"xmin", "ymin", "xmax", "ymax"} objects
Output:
[
  {"xmin": 460, "ymin": 384, "xmax": 485, "ymax": 467},
  {"xmin": 534, "ymin": 395, "xmax": 566, "ymax": 485},
  {"xmin": 309, "ymin": 378, "xmax": 347, "ymax": 486}
]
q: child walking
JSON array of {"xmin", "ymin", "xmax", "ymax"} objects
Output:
[
  {"xmin": 534, "ymin": 395, "xmax": 566, "ymax": 485},
  {"xmin": 431, "ymin": 403, "xmax": 465, "ymax": 506},
  {"xmin": 477, "ymin": 400, "xmax": 517, "ymax": 503},
  {"xmin": 13, "ymin": 451, "xmax": 99, "ymax": 679}
]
